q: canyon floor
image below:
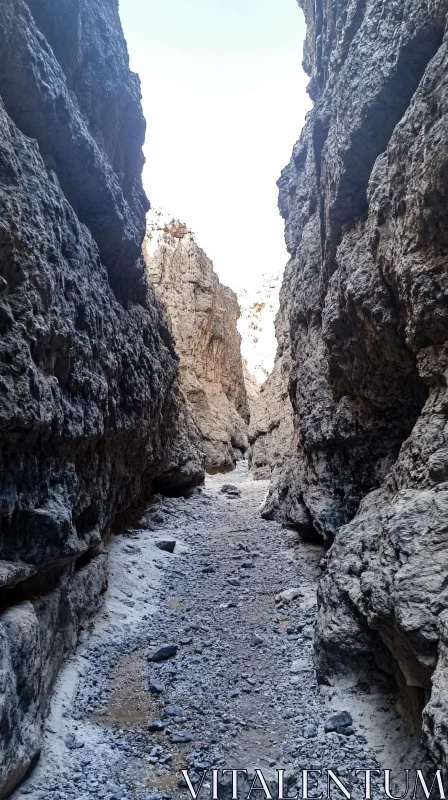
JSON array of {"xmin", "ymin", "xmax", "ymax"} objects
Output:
[{"xmin": 13, "ymin": 465, "xmax": 425, "ymax": 800}]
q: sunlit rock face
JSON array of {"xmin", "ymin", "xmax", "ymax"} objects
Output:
[
  {"xmin": 238, "ymin": 272, "xmax": 282, "ymax": 386},
  {"xmin": 239, "ymin": 271, "xmax": 297, "ymax": 488},
  {"xmin": 248, "ymin": 263, "xmax": 295, "ymax": 488},
  {"xmin": 260, "ymin": 0, "xmax": 448, "ymax": 757},
  {"xmin": 0, "ymin": 1, "xmax": 203, "ymax": 793},
  {"xmin": 144, "ymin": 215, "xmax": 250, "ymax": 474}
]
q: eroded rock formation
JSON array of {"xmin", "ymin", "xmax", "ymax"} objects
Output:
[
  {"xmin": 144, "ymin": 219, "xmax": 250, "ymax": 473},
  {"xmin": 260, "ymin": 0, "xmax": 448, "ymax": 762},
  {"xmin": 0, "ymin": 1, "xmax": 203, "ymax": 794}
]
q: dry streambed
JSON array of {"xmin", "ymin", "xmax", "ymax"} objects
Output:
[{"xmin": 13, "ymin": 465, "xmax": 422, "ymax": 800}]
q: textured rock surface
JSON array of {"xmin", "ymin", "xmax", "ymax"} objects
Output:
[
  {"xmin": 144, "ymin": 218, "xmax": 250, "ymax": 473},
  {"xmin": 0, "ymin": 1, "xmax": 203, "ymax": 794},
  {"xmin": 261, "ymin": 0, "xmax": 448, "ymax": 761}
]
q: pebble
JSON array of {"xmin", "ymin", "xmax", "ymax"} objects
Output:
[
  {"xmin": 302, "ymin": 724, "xmax": 318, "ymax": 739},
  {"xmin": 325, "ymin": 711, "xmax": 353, "ymax": 733},
  {"xmin": 149, "ymin": 680, "xmax": 165, "ymax": 694},
  {"xmin": 155, "ymin": 540, "xmax": 176, "ymax": 554},
  {"xmin": 147, "ymin": 643, "xmax": 178, "ymax": 662},
  {"xmin": 170, "ymin": 730, "xmax": 194, "ymax": 743},
  {"xmin": 290, "ymin": 659, "xmax": 309, "ymax": 674},
  {"xmin": 21, "ymin": 465, "xmax": 390, "ymax": 800}
]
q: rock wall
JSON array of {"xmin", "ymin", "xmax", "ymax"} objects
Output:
[
  {"xmin": 144, "ymin": 219, "xmax": 250, "ymax": 473},
  {"xmin": 263, "ymin": 0, "xmax": 448, "ymax": 761},
  {"xmin": 0, "ymin": 1, "xmax": 203, "ymax": 794}
]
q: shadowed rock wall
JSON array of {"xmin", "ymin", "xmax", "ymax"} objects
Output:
[
  {"xmin": 0, "ymin": 1, "xmax": 203, "ymax": 793},
  {"xmin": 258, "ymin": 0, "xmax": 448, "ymax": 760},
  {"xmin": 144, "ymin": 220, "xmax": 250, "ymax": 473}
]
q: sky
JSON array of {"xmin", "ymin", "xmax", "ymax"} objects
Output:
[{"xmin": 118, "ymin": 0, "xmax": 311, "ymax": 295}]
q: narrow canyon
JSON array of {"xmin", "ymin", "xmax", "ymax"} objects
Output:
[{"xmin": 0, "ymin": 0, "xmax": 447, "ymax": 799}]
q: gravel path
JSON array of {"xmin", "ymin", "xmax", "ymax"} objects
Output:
[{"xmin": 13, "ymin": 464, "xmax": 419, "ymax": 800}]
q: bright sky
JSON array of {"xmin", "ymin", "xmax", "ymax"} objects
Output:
[{"xmin": 119, "ymin": 0, "xmax": 311, "ymax": 295}]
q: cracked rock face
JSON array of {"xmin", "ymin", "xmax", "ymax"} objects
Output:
[
  {"xmin": 144, "ymin": 219, "xmax": 250, "ymax": 474},
  {"xmin": 259, "ymin": 0, "xmax": 448, "ymax": 760},
  {"xmin": 0, "ymin": 1, "xmax": 203, "ymax": 794}
]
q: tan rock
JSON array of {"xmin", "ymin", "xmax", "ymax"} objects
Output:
[{"xmin": 144, "ymin": 217, "xmax": 250, "ymax": 473}]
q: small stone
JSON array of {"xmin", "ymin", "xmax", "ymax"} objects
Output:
[
  {"xmin": 149, "ymin": 511, "xmax": 165, "ymax": 524},
  {"xmin": 220, "ymin": 484, "xmax": 241, "ymax": 497},
  {"xmin": 149, "ymin": 680, "xmax": 165, "ymax": 694},
  {"xmin": 337, "ymin": 724, "xmax": 354, "ymax": 736},
  {"xmin": 290, "ymin": 659, "xmax": 309, "ymax": 674},
  {"xmin": 171, "ymin": 730, "xmax": 194, "ymax": 743},
  {"xmin": 325, "ymin": 711, "xmax": 353, "ymax": 733},
  {"xmin": 164, "ymin": 704, "xmax": 185, "ymax": 718},
  {"xmin": 275, "ymin": 587, "xmax": 303, "ymax": 604},
  {"xmin": 65, "ymin": 734, "xmax": 84, "ymax": 750},
  {"xmin": 148, "ymin": 718, "xmax": 166, "ymax": 731},
  {"xmin": 147, "ymin": 643, "xmax": 178, "ymax": 662},
  {"xmin": 155, "ymin": 540, "xmax": 176, "ymax": 553},
  {"xmin": 303, "ymin": 724, "xmax": 318, "ymax": 739}
]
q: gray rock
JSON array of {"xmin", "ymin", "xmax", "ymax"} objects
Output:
[
  {"xmin": 65, "ymin": 735, "xmax": 84, "ymax": 750},
  {"xmin": 149, "ymin": 680, "xmax": 166, "ymax": 695},
  {"xmin": 303, "ymin": 724, "xmax": 318, "ymax": 739},
  {"xmin": 163, "ymin": 705, "xmax": 185, "ymax": 718},
  {"xmin": 155, "ymin": 540, "xmax": 177, "ymax": 554},
  {"xmin": 220, "ymin": 484, "xmax": 242, "ymax": 497},
  {"xmin": 148, "ymin": 719, "xmax": 166, "ymax": 732},
  {"xmin": 290, "ymin": 659, "xmax": 309, "ymax": 674},
  {"xmin": 325, "ymin": 711, "xmax": 353, "ymax": 733},
  {"xmin": 170, "ymin": 730, "xmax": 194, "ymax": 743},
  {"xmin": 275, "ymin": 587, "xmax": 302, "ymax": 604},
  {"xmin": 147, "ymin": 643, "xmax": 178, "ymax": 662}
]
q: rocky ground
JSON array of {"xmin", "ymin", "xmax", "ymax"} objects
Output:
[{"xmin": 13, "ymin": 465, "xmax": 425, "ymax": 800}]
